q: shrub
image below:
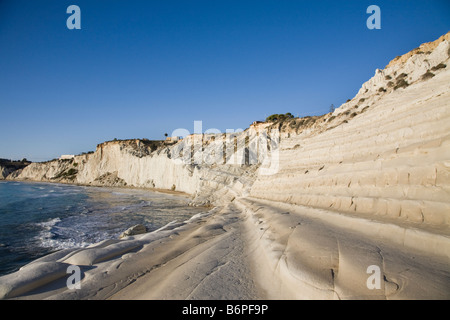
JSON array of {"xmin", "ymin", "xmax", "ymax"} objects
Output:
[
  {"xmin": 394, "ymin": 79, "xmax": 409, "ymax": 90},
  {"xmin": 53, "ymin": 168, "xmax": 78, "ymax": 180},
  {"xmin": 385, "ymin": 75, "xmax": 392, "ymax": 80},
  {"xmin": 266, "ymin": 113, "xmax": 295, "ymax": 122},
  {"xmin": 378, "ymin": 87, "xmax": 386, "ymax": 93},
  {"xmin": 387, "ymin": 81, "xmax": 394, "ymax": 88},
  {"xmin": 431, "ymin": 63, "xmax": 446, "ymax": 71},
  {"xmin": 396, "ymin": 73, "xmax": 408, "ymax": 80},
  {"xmin": 421, "ymin": 71, "xmax": 435, "ymax": 81},
  {"xmin": 66, "ymin": 168, "xmax": 78, "ymax": 176}
]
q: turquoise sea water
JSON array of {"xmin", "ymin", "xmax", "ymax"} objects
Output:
[{"xmin": 0, "ymin": 181, "xmax": 205, "ymax": 277}]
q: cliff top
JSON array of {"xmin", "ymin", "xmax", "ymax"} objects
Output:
[
  {"xmin": 0, "ymin": 158, "xmax": 31, "ymax": 167},
  {"xmin": 386, "ymin": 31, "xmax": 450, "ymax": 68}
]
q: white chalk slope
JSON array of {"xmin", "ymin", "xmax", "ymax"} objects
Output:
[
  {"xmin": 1, "ymin": 32, "xmax": 449, "ymax": 300},
  {"xmin": 247, "ymin": 33, "xmax": 450, "ymax": 299}
]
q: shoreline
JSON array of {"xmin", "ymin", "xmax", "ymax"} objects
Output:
[
  {"xmin": 1, "ymin": 203, "xmax": 265, "ymax": 300},
  {"xmin": 2, "ymin": 178, "xmax": 195, "ymax": 199},
  {"xmin": 2, "ymin": 194, "xmax": 449, "ymax": 300},
  {"xmin": 0, "ymin": 180, "xmax": 212, "ymax": 281}
]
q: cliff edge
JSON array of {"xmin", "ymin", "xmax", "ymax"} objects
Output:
[{"xmin": 0, "ymin": 158, "xmax": 31, "ymax": 180}]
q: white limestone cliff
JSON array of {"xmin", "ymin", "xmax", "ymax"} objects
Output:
[{"xmin": 2, "ymin": 32, "xmax": 449, "ymax": 300}]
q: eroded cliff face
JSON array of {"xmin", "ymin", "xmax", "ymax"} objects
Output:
[
  {"xmin": 251, "ymin": 36, "xmax": 450, "ymax": 232},
  {"xmin": 7, "ymin": 135, "xmax": 265, "ymax": 206},
  {"xmin": 2, "ymin": 32, "xmax": 450, "ymax": 300},
  {"xmin": 0, "ymin": 159, "xmax": 31, "ymax": 180},
  {"xmin": 8, "ymin": 33, "xmax": 450, "ymax": 224},
  {"xmin": 9, "ymin": 140, "xmax": 200, "ymax": 193}
]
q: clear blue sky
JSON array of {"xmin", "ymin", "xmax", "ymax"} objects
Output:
[{"xmin": 1, "ymin": 0, "xmax": 449, "ymax": 161}]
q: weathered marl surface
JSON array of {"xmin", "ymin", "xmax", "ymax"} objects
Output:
[
  {"xmin": 246, "ymin": 35, "xmax": 450, "ymax": 299},
  {"xmin": 251, "ymin": 57, "xmax": 450, "ymax": 233},
  {"xmin": 2, "ymin": 33, "xmax": 450, "ymax": 300}
]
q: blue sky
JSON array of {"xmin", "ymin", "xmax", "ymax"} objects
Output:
[{"xmin": 0, "ymin": 0, "xmax": 449, "ymax": 161}]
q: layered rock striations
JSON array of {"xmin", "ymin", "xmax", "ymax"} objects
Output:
[
  {"xmin": 2, "ymin": 32, "xmax": 449, "ymax": 300},
  {"xmin": 251, "ymin": 35, "xmax": 450, "ymax": 232},
  {"xmin": 245, "ymin": 33, "xmax": 450, "ymax": 299}
]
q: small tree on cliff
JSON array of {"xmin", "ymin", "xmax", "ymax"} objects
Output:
[{"xmin": 266, "ymin": 113, "xmax": 295, "ymax": 122}]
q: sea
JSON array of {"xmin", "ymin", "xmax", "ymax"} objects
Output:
[{"xmin": 0, "ymin": 181, "xmax": 207, "ymax": 277}]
